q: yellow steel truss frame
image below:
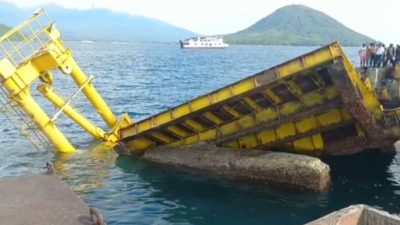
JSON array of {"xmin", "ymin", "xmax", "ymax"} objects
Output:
[
  {"xmin": 0, "ymin": 10, "xmax": 132, "ymax": 153},
  {"xmin": 120, "ymin": 42, "xmax": 385, "ymax": 155}
]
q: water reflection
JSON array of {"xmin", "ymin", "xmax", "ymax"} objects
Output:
[
  {"xmin": 388, "ymin": 153, "xmax": 400, "ymax": 192},
  {"xmin": 112, "ymin": 156, "xmax": 330, "ymax": 225},
  {"xmin": 52, "ymin": 142, "xmax": 117, "ymax": 197},
  {"xmin": 47, "ymin": 142, "xmax": 400, "ymax": 225},
  {"xmin": 324, "ymin": 151, "xmax": 400, "ymax": 214}
]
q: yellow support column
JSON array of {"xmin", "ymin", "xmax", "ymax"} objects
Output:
[
  {"xmin": 64, "ymin": 58, "xmax": 118, "ymax": 128},
  {"xmin": 0, "ymin": 55, "xmax": 75, "ymax": 153},
  {"xmin": 37, "ymin": 84, "xmax": 108, "ymax": 141},
  {"xmin": 4, "ymin": 87, "xmax": 75, "ymax": 153}
]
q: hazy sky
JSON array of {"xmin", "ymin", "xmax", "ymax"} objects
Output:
[{"xmin": 5, "ymin": 0, "xmax": 399, "ymax": 43}]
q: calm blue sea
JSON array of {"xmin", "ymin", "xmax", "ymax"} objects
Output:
[{"xmin": 0, "ymin": 42, "xmax": 399, "ymax": 225}]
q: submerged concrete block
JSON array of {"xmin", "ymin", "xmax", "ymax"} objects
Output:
[
  {"xmin": 142, "ymin": 144, "xmax": 331, "ymax": 192},
  {"xmin": 306, "ymin": 204, "xmax": 400, "ymax": 225}
]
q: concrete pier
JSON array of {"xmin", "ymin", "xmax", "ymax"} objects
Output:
[
  {"xmin": 306, "ymin": 204, "xmax": 400, "ymax": 225},
  {"xmin": 142, "ymin": 144, "xmax": 331, "ymax": 192},
  {"xmin": 0, "ymin": 166, "xmax": 104, "ymax": 225}
]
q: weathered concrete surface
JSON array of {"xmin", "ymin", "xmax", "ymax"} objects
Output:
[
  {"xmin": 0, "ymin": 174, "xmax": 97, "ymax": 225},
  {"xmin": 306, "ymin": 204, "xmax": 400, "ymax": 225},
  {"xmin": 142, "ymin": 144, "xmax": 331, "ymax": 192},
  {"xmin": 360, "ymin": 67, "xmax": 400, "ymax": 104}
]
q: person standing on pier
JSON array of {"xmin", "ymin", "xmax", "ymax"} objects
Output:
[
  {"xmin": 395, "ymin": 45, "xmax": 400, "ymax": 64},
  {"xmin": 375, "ymin": 43, "xmax": 385, "ymax": 67},
  {"xmin": 359, "ymin": 44, "xmax": 367, "ymax": 67},
  {"xmin": 384, "ymin": 43, "xmax": 395, "ymax": 67},
  {"xmin": 367, "ymin": 43, "xmax": 375, "ymax": 67}
]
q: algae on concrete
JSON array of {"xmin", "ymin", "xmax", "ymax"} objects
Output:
[{"xmin": 142, "ymin": 144, "xmax": 331, "ymax": 192}]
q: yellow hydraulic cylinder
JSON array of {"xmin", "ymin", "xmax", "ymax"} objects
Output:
[
  {"xmin": 37, "ymin": 84, "xmax": 107, "ymax": 141},
  {"xmin": 65, "ymin": 58, "xmax": 118, "ymax": 128}
]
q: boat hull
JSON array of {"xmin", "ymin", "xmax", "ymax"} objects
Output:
[
  {"xmin": 179, "ymin": 36, "xmax": 229, "ymax": 49},
  {"xmin": 180, "ymin": 46, "xmax": 229, "ymax": 49}
]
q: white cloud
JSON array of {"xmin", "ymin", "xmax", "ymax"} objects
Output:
[{"xmin": 5, "ymin": 0, "xmax": 400, "ymax": 42}]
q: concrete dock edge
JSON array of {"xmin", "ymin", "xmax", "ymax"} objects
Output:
[
  {"xmin": 142, "ymin": 144, "xmax": 331, "ymax": 192},
  {"xmin": 0, "ymin": 170, "xmax": 105, "ymax": 225}
]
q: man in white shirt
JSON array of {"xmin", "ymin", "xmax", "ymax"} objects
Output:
[{"xmin": 375, "ymin": 43, "xmax": 385, "ymax": 67}]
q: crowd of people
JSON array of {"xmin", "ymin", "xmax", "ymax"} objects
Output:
[{"xmin": 358, "ymin": 43, "xmax": 400, "ymax": 68}]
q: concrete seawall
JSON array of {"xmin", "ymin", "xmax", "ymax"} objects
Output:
[{"xmin": 142, "ymin": 144, "xmax": 331, "ymax": 192}]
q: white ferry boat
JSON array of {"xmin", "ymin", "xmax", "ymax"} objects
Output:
[{"xmin": 179, "ymin": 36, "xmax": 229, "ymax": 49}]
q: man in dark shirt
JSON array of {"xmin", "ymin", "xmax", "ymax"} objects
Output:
[
  {"xmin": 384, "ymin": 43, "xmax": 395, "ymax": 67},
  {"xmin": 395, "ymin": 44, "xmax": 400, "ymax": 64}
]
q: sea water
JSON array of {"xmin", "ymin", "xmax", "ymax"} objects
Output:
[{"xmin": 0, "ymin": 42, "xmax": 399, "ymax": 225}]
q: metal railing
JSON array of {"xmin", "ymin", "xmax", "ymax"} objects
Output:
[
  {"xmin": 0, "ymin": 9, "xmax": 53, "ymax": 68},
  {"xmin": 0, "ymin": 9, "xmax": 55, "ymax": 151},
  {"xmin": 0, "ymin": 86, "xmax": 51, "ymax": 151}
]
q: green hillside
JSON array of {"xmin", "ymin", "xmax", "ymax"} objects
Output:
[
  {"xmin": 225, "ymin": 5, "xmax": 374, "ymax": 46},
  {"xmin": 0, "ymin": 23, "xmax": 10, "ymax": 37}
]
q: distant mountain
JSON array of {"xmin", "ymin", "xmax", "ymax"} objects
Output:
[
  {"xmin": 225, "ymin": 5, "xmax": 374, "ymax": 46},
  {"xmin": 0, "ymin": 23, "xmax": 10, "ymax": 36},
  {"xmin": 0, "ymin": 2, "xmax": 196, "ymax": 42}
]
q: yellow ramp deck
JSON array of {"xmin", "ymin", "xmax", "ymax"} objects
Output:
[{"xmin": 118, "ymin": 42, "xmax": 400, "ymax": 156}]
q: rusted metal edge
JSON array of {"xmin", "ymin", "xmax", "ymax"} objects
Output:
[{"xmin": 327, "ymin": 60, "xmax": 397, "ymax": 142}]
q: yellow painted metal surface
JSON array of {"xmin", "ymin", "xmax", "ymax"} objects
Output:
[
  {"xmin": 120, "ymin": 42, "xmax": 396, "ymax": 156},
  {"xmin": 37, "ymin": 84, "xmax": 107, "ymax": 140},
  {"xmin": 0, "ymin": 10, "xmax": 132, "ymax": 153}
]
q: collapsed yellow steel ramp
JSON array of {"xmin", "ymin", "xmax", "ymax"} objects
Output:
[{"xmin": 118, "ymin": 42, "xmax": 400, "ymax": 156}]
